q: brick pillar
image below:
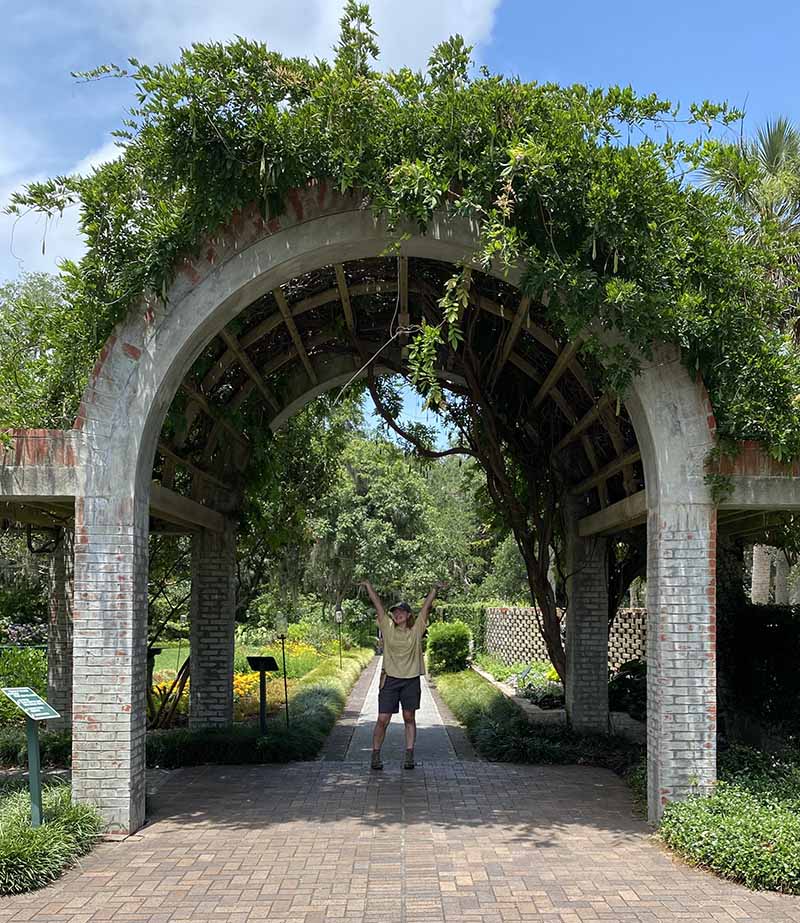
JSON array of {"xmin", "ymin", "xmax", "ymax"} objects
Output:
[
  {"xmin": 565, "ymin": 520, "xmax": 609, "ymax": 733},
  {"xmin": 775, "ymin": 552, "xmax": 790, "ymax": 606},
  {"xmin": 189, "ymin": 526, "xmax": 236, "ymax": 728},
  {"xmin": 72, "ymin": 496, "xmax": 149, "ymax": 835},
  {"xmin": 647, "ymin": 502, "xmax": 716, "ymax": 823},
  {"xmin": 750, "ymin": 543, "xmax": 772, "ymax": 603},
  {"xmin": 47, "ymin": 529, "xmax": 74, "ymax": 730}
]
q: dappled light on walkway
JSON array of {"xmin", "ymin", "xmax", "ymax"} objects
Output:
[{"xmin": 2, "ymin": 666, "xmax": 800, "ymax": 922}]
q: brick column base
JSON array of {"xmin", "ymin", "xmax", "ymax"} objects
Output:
[
  {"xmin": 647, "ymin": 503, "xmax": 717, "ymax": 823},
  {"xmin": 190, "ymin": 526, "xmax": 236, "ymax": 728},
  {"xmin": 47, "ymin": 529, "xmax": 74, "ymax": 730},
  {"xmin": 565, "ymin": 524, "xmax": 609, "ymax": 734},
  {"xmin": 72, "ymin": 496, "xmax": 148, "ymax": 835}
]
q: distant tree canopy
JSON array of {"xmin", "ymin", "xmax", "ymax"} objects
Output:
[{"xmin": 4, "ymin": 1, "xmax": 800, "ymax": 458}]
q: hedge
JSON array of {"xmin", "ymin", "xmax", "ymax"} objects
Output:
[{"xmin": 432, "ymin": 602, "xmax": 488, "ymax": 652}]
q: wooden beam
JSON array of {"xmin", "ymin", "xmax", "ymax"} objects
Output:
[
  {"xmin": 532, "ymin": 339, "xmax": 581, "ymax": 410},
  {"xmin": 398, "ymin": 256, "xmax": 410, "ymax": 359},
  {"xmin": 508, "ymin": 352, "xmax": 576, "ymax": 424},
  {"xmin": 493, "ymin": 295, "xmax": 530, "ymax": 382},
  {"xmin": 218, "ymin": 329, "xmax": 280, "ymax": 412},
  {"xmin": 578, "ymin": 490, "xmax": 647, "ymax": 537},
  {"xmin": 570, "ymin": 449, "xmax": 642, "ymax": 497},
  {"xmin": 274, "ymin": 288, "xmax": 318, "ymax": 385},
  {"xmin": 554, "ymin": 394, "xmax": 614, "ymax": 453},
  {"xmin": 150, "ymin": 484, "xmax": 225, "ymax": 533},
  {"xmin": 158, "ymin": 442, "xmax": 232, "ymax": 492},
  {"xmin": 335, "ymin": 264, "xmax": 356, "ymax": 333},
  {"xmin": 179, "ymin": 382, "xmax": 250, "ymax": 449}
]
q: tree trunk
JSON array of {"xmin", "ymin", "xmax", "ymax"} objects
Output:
[{"xmin": 775, "ymin": 552, "xmax": 790, "ymax": 605}]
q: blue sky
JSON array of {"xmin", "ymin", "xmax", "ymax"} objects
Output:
[
  {"xmin": 1, "ymin": 0, "xmax": 797, "ymax": 430},
  {"xmin": 2, "ymin": 0, "xmax": 798, "ymax": 283}
]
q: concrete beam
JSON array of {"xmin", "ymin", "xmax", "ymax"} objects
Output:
[
  {"xmin": 721, "ymin": 476, "xmax": 800, "ymax": 511},
  {"xmin": 578, "ymin": 489, "xmax": 647, "ymax": 537},
  {"xmin": 150, "ymin": 484, "xmax": 226, "ymax": 533}
]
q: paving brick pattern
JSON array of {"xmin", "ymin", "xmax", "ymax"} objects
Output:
[{"xmin": 4, "ymin": 759, "xmax": 800, "ymax": 922}]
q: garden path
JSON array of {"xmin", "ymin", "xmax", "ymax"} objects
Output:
[{"xmin": 3, "ymin": 663, "xmax": 800, "ymax": 921}]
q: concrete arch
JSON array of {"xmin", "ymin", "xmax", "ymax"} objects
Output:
[{"xmin": 70, "ymin": 185, "xmax": 716, "ymax": 831}]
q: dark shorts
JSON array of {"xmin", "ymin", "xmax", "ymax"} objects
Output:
[{"xmin": 378, "ymin": 675, "xmax": 421, "ymax": 714}]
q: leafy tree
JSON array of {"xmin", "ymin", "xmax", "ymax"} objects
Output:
[
  {"xmin": 307, "ymin": 436, "xmax": 450, "ymax": 603},
  {"xmin": 0, "ymin": 274, "xmax": 96, "ymax": 430}
]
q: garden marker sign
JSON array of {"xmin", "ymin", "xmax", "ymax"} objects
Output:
[{"xmin": 1, "ymin": 687, "xmax": 61, "ymax": 827}]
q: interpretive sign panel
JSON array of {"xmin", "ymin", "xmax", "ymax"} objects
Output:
[{"xmin": 1, "ymin": 687, "xmax": 60, "ymax": 721}]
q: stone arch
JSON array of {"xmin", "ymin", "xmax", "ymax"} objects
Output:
[{"xmin": 66, "ymin": 184, "xmax": 716, "ymax": 831}]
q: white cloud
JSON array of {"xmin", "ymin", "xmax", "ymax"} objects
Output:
[
  {"xmin": 98, "ymin": 0, "xmax": 500, "ymax": 71},
  {"xmin": 0, "ymin": 0, "xmax": 502, "ymax": 282},
  {"xmin": 0, "ymin": 141, "xmax": 120, "ymax": 282}
]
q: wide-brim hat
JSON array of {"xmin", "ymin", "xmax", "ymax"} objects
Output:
[{"xmin": 389, "ymin": 601, "xmax": 412, "ymax": 613}]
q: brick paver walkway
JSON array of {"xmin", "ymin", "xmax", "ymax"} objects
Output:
[{"xmin": 3, "ymin": 662, "xmax": 800, "ymax": 921}]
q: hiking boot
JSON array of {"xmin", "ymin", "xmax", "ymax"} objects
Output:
[
  {"xmin": 370, "ymin": 750, "xmax": 383, "ymax": 771},
  {"xmin": 404, "ymin": 749, "xmax": 415, "ymax": 770}
]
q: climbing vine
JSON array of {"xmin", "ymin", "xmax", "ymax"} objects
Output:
[{"xmin": 5, "ymin": 0, "xmax": 800, "ymax": 458}]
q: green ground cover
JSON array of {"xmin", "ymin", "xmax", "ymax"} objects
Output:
[{"xmin": 434, "ymin": 668, "xmax": 639, "ymax": 772}]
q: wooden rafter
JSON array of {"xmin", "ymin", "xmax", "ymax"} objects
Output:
[
  {"xmin": 274, "ymin": 288, "xmax": 318, "ymax": 385},
  {"xmin": 335, "ymin": 264, "xmax": 356, "ymax": 334},
  {"xmin": 492, "ymin": 294, "xmax": 530, "ymax": 383},
  {"xmin": 553, "ymin": 394, "xmax": 614, "ymax": 453},
  {"xmin": 532, "ymin": 338, "xmax": 582, "ymax": 410},
  {"xmin": 150, "ymin": 484, "xmax": 225, "ymax": 533},
  {"xmin": 570, "ymin": 448, "xmax": 641, "ymax": 497},
  {"xmin": 180, "ymin": 382, "xmax": 249, "ymax": 450},
  {"xmin": 158, "ymin": 442, "xmax": 233, "ymax": 492},
  {"xmin": 218, "ymin": 329, "xmax": 280, "ymax": 412}
]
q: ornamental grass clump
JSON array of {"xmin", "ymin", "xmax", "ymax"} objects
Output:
[{"xmin": 0, "ymin": 784, "xmax": 103, "ymax": 895}]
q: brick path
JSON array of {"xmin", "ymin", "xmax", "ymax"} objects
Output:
[{"xmin": 3, "ymin": 664, "xmax": 800, "ymax": 921}]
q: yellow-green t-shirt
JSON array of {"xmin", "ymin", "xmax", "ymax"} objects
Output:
[{"xmin": 378, "ymin": 611, "xmax": 425, "ymax": 678}]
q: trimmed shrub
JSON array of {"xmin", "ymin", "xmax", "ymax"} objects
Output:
[
  {"xmin": 0, "ymin": 784, "xmax": 103, "ymax": 895},
  {"xmin": 433, "ymin": 603, "xmax": 487, "ymax": 652},
  {"xmin": 426, "ymin": 621, "xmax": 471, "ymax": 674},
  {"xmin": 0, "ymin": 728, "xmax": 72, "ymax": 768}
]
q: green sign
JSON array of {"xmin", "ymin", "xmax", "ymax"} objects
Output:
[{"xmin": 1, "ymin": 688, "xmax": 60, "ymax": 721}]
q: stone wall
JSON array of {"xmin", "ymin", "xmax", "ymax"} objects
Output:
[{"xmin": 485, "ymin": 606, "xmax": 647, "ymax": 670}]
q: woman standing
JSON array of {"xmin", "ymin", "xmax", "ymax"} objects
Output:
[{"xmin": 362, "ymin": 580, "xmax": 441, "ymax": 770}]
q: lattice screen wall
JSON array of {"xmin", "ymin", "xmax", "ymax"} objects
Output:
[{"xmin": 485, "ymin": 607, "xmax": 647, "ymax": 670}]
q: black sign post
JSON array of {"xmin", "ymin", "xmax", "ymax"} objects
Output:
[{"xmin": 1, "ymin": 687, "xmax": 60, "ymax": 828}]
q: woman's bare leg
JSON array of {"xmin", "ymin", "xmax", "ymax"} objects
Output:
[
  {"xmin": 402, "ymin": 709, "xmax": 417, "ymax": 751},
  {"xmin": 372, "ymin": 713, "xmax": 392, "ymax": 752}
]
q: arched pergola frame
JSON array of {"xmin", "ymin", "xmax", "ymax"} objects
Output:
[{"xmin": 2, "ymin": 185, "xmax": 720, "ymax": 832}]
